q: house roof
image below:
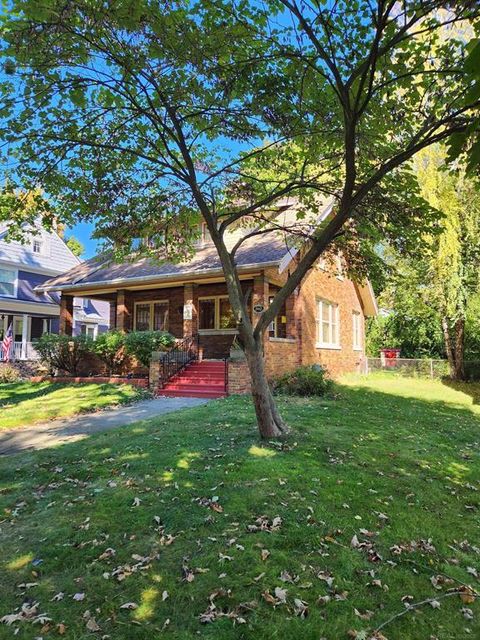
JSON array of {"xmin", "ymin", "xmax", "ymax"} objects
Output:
[
  {"xmin": 35, "ymin": 198, "xmax": 378, "ymax": 316},
  {"xmin": 0, "ymin": 221, "xmax": 81, "ymax": 275}
]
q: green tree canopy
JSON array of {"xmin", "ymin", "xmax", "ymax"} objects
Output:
[{"xmin": 0, "ymin": 1, "xmax": 478, "ymax": 436}]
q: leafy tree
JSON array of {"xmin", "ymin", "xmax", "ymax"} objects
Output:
[
  {"xmin": 367, "ymin": 146, "xmax": 480, "ymax": 377},
  {"xmin": 90, "ymin": 330, "xmax": 126, "ymax": 375},
  {"xmin": 65, "ymin": 235, "xmax": 84, "ymax": 258},
  {"xmin": 124, "ymin": 331, "xmax": 175, "ymax": 368},
  {"xmin": 0, "ymin": 1, "xmax": 478, "ymax": 437},
  {"xmin": 35, "ymin": 334, "xmax": 92, "ymax": 376},
  {"xmin": 413, "ymin": 145, "xmax": 480, "ymax": 379}
]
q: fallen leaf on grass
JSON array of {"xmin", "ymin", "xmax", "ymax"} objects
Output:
[
  {"xmin": 120, "ymin": 602, "xmax": 138, "ymax": 610},
  {"xmin": 293, "ymin": 598, "xmax": 308, "ymax": 618}
]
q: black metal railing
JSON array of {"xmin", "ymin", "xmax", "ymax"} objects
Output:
[{"xmin": 159, "ymin": 334, "xmax": 199, "ymax": 387}]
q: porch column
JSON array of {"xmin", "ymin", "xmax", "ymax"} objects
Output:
[
  {"xmin": 116, "ymin": 290, "xmax": 133, "ymax": 331},
  {"xmin": 183, "ymin": 283, "xmax": 198, "ymax": 337},
  {"xmin": 21, "ymin": 313, "xmax": 28, "ymax": 360},
  {"xmin": 253, "ymin": 274, "xmax": 269, "ymax": 329},
  {"xmin": 59, "ymin": 294, "xmax": 74, "ymax": 336}
]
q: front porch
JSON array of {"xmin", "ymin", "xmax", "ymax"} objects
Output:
[
  {"xmin": 59, "ymin": 275, "xmax": 299, "ymax": 360},
  {"xmin": 0, "ymin": 312, "xmax": 55, "ymax": 361},
  {"xmin": 58, "ymin": 274, "xmax": 300, "ymax": 394}
]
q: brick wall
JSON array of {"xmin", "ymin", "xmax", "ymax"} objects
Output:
[
  {"xmin": 264, "ymin": 338, "xmax": 299, "ymax": 378},
  {"xmin": 297, "ymin": 265, "xmax": 365, "ymax": 378}
]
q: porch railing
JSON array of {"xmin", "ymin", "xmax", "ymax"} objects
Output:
[
  {"xmin": 159, "ymin": 334, "xmax": 199, "ymax": 387},
  {"xmin": 0, "ymin": 341, "xmax": 40, "ymax": 362}
]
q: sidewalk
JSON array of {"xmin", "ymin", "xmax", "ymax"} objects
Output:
[{"xmin": 0, "ymin": 396, "xmax": 210, "ymax": 455}]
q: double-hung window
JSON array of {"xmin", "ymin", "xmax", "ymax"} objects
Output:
[
  {"xmin": 316, "ymin": 299, "xmax": 340, "ymax": 348},
  {"xmin": 199, "ymin": 296, "xmax": 236, "ymax": 331},
  {"xmin": 0, "ymin": 267, "xmax": 17, "ymax": 297},
  {"xmin": 134, "ymin": 301, "xmax": 169, "ymax": 331},
  {"xmin": 352, "ymin": 311, "xmax": 362, "ymax": 350}
]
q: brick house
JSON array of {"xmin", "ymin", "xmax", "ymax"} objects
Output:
[{"xmin": 37, "ymin": 199, "xmax": 377, "ymax": 396}]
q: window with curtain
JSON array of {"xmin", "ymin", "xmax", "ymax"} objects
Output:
[
  {"xmin": 0, "ymin": 268, "xmax": 16, "ymax": 297},
  {"xmin": 316, "ymin": 299, "xmax": 340, "ymax": 348}
]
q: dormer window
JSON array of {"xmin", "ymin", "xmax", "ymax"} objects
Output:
[
  {"xmin": 196, "ymin": 222, "xmax": 212, "ymax": 247},
  {"xmin": 33, "ymin": 238, "xmax": 43, "ymax": 254}
]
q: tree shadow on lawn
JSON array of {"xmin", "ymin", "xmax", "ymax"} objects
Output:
[
  {"xmin": 442, "ymin": 377, "xmax": 480, "ymax": 407},
  {"xmin": 0, "ymin": 386, "xmax": 479, "ymax": 639}
]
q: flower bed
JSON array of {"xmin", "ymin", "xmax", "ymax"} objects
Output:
[{"xmin": 29, "ymin": 376, "xmax": 149, "ymax": 388}]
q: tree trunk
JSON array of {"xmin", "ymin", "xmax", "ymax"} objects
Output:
[
  {"xmin": 452, "ymin": 317, "xmax": 465, "ymax": 380},
  {"xmin": 244, "ymin": 340, "xmax": 289, "ymax": 439},
  {"xmin": 442, "ymin": 316, "xmax": 465, "ymax": 381}
]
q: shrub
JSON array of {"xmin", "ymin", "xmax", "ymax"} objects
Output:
[
  {"xmin": 91, "ymin": 331, "xmax": 126, "ymax": 375},
  {"xmin": 272, "ymin": 365, "xmax": 333, "ymax": 397},
  {"xmin": 0, "ymin": 364, "xmax": 21, "ymax": 383},
  {"xmin": 34, "ymin": 334, "xmax": 92, "ymax": 375},
  {"xmin": 124, "ymin": 330, "xmax": 176, "ymax": 367}
]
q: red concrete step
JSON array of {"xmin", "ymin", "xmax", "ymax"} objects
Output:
[
  {"xmin": 170, "ymin": 376, "xmax": 226, "ymax": 386},
  {"xmin": 187, "ymin": 364, "xmax": 226, "ymax": 372},
  {"xmin": 160, "ymin": 388, "xmax": 227, "ymax": 398},
  {"xmin": 164, "ymin": 382, "xmax": 226, "ymax": 391}
]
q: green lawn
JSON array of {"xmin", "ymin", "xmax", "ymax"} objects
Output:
[
  {"xmin": 0, "ymin": 382, "xmax": 147, "ymax": 429},
  {"xmin": 0, "ymin": 374, "xmax": 479, "ymax": 639}
]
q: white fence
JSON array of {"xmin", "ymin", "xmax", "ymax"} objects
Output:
[
  {"xmin": 364, "ymin": 357, "xmax": 450, "ymax": 378},
  {"xmin": 0, "ymin": 341, "xmax": 40, "ymax": 361}
]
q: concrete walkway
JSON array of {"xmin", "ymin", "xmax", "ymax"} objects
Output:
[{"xmin": 0, "ymin": 396, "xmax": 210, "ymax": 456}]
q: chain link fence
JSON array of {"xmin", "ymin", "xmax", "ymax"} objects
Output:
[{"xmin": 363, "ymin": 357, "xmax": 450, "ymax": 378}]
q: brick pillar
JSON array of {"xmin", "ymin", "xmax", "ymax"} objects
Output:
[
  {"xmin": 59, "ymin": 294, "xmax": 74, "ymax": 336},
  {"xmin": 149, "ymin": 352, "xmax": 162, "ymax": 392},
  {"xmin": 183, "ymin": 283, "xmax": 198, "ymax": 337},
  {"xmin": 252, "ymin": 274, "xmax": 269, "ymax": 328},
  {"xmin": 116, "ymin": 290, "xmax": 133, "ymax": 331},
  {"xmin": 109, "ymin": 300, "xmax": 117, "ymax": 329},
  {"xmin": 285, "ymin": 290, "xmax": 298, "ymax": 340}
]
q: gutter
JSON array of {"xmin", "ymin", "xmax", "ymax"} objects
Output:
[{"xmin": 35, "ymin": 260, "xmax": 282, "ymax": 293}]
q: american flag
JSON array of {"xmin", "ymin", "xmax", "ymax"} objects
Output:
[{"xmin": 1, "ymin": 323, "xmax": 13, "ymax": 361}]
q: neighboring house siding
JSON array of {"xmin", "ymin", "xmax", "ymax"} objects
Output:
[
  {"xmin": 0, "ymin": 227, "xmax": 80, "ymax": 273},
  {"xmin": 16, "ymin": 270, "xmax": 59, "ymax": 306}
]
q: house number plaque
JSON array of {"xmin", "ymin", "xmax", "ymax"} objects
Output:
[
  {"xmin": 183, "ymin": 303, "xmax": 193, "ymax": 320},
  {"xmin": 253, "ymin": 303, "xmax": 264, "ymax": 313}
]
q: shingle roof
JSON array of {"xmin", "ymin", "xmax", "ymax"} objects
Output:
[{"xmin": 37, "ymin": 197, "xmax": 331, "ymax": 292}]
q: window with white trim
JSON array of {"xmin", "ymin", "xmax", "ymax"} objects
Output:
[
  {"xmin": 134, "ymin": 301, "xmax": 169, "ymax": 331},
  {"xmin": 0, "ymin": 267, "xmax": 17, "ymax": 297},
  {"xmin": 316, "ymin": 299, "xmax": 340, "ymax": 348},
  {"xmin": 33, "ymin": 238, "xmax": 43, "ymax": 254},
  {"xmin": 199, "ymin": 296, "xmax": 236, "ymax": 331},
  {"xmin": 268, "ymin": 295, "xmax": 287, "ymax": 339},
  {"xmin": 352, "ymin": 311, "xmax": 362, "ymax": 350},
  {"xmin": 81, "ymin": 323, "xmax": 97, "ymax": 339}
]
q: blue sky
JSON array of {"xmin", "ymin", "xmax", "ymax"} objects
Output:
[{"xmin": 67, "ymin": 221, "xmax": 99, "ymax": 259}]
